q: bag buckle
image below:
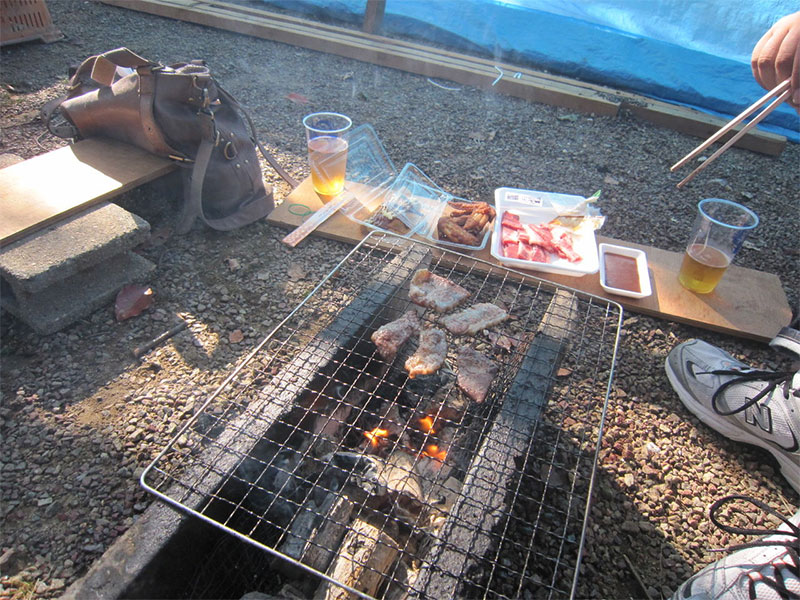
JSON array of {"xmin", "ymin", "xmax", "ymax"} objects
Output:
[{"xmin": 192, "ymin": 75, "xmax": 212, "ymax": 109}]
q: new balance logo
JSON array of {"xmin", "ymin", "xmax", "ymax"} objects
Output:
[{"xmin": 744, "ymin": 400, "xmax": 773, "ymax": 433}]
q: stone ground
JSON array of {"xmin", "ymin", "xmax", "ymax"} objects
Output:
[{"xmin": 1, "ymin": 1, "xmax": 799, "ymax": 599}]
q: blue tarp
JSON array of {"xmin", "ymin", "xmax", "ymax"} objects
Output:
[{"xmin": 261, "ymin": 0, "xmax": 800, "ymax": 142}]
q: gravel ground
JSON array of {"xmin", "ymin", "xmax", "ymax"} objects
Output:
[{"xmin": 1, "ymin": 1, "xmax": 799, "ymax": 599}]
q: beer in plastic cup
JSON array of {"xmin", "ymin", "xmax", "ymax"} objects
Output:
[
  {"xmin": 303, "ymin": 112, "xmax": 352, "ymax": 201},
  {"xmin": 678, "ymin": 198, "xmax": 758, "ymax": 294}
]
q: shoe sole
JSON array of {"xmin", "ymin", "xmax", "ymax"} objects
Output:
[{"xmin": 665, "ymin": 356, "xmax": 800, "ymax": 496}]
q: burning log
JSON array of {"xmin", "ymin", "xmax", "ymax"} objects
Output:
[
  {"xmin": 419, "ymin": 381, "xmax": 469, "ymax": 429},
  {"xmin": 415, "ymin": 424, "xmax": 455, "ymax": 485},
  {"xmin": 361, "ymin": 403, "xmax": 405, "ymax": 455},
  {"xmin": 310, "ymin": 450, "xmax": 423, "ymax": 600},
  {"xmin": 314, "ymin": 514, "xmax": 400, "ymax": 600},
  {"xmin": 379, "ymin": 451, "xmax": 424, "ymax": 522},
  {"xmin": 323, "ymin": 451, "xmax": 425, "ymax": 521},
  {"xmin": 273, "ymin": 492, "xmax": 356, "ymax": 578}
]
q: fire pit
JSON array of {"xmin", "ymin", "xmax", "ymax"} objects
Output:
[{"xmin": 141, "ymin": 231, "xmax": 621, "ymax": 599}]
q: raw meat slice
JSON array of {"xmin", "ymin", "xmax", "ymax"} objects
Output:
[
  {"xmin": 550, "ymin": 227, "xmax": 581, "ymax": 262},
  {"xmin": 440, "ymin": 303, "xmax": 509, "ymax": 336},
  {"xmin": 501, "ymin": 226, "xmax": 520, "ymax": 244},
  {"xmin": 503, "ymin": 241, "xmax": 520, "ymax": 260},
  {"xmin": 408, "ymin": 269, "xmax": 470, "ymax": 312},
  {"xmin": 501, "ymin": 212, "xmax": 524, "ymax": 230},
  {"xmin": 405, "ymin": 328, "xmax": 447, "ymax": 379},
  {"xmin": 371, "ymin": 309, "xmax": 421, "ymax": 361},
  {"xmin": 456, "ymin": 346, "xmax": 498, "ymax": 403},
  {"xmin": 499, "ymin": 211, "xmax": 582, "ymax": 264}
]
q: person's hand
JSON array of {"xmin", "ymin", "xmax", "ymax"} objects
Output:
[{"xmin": 751, "ymin": 11, "xmax": 800, "ymax": 110}]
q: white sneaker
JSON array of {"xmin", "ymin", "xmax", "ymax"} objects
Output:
[
  {"xmin": 665, "ymin": 339, "xmax": 800, "ymax": 494},
  {"xmin": 671, "ymin": 495, "xmax": 800, "ymax": 600}
]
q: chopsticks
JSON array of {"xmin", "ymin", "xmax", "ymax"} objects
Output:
[{"xmin": 671, "ymin": 79, "xmax": 791, "ymax": 188}]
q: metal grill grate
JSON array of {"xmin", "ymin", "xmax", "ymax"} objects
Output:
[{"xmin": 142, "ymin": 232, "xmax": 622, "ymax": 599}]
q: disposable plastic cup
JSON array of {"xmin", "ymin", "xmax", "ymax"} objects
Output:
[
  {"xmin": 678, "ymin": 198, "xmax": 758, "ymax": 294},
  {"xmin": 303, "ymin": 112, "xmax": 352, "ymax": 202}
]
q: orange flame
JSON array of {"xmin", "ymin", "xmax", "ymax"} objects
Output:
[
  {"xmin": 363, "ymin": 427, "xmax": 389, "ymax": 448},
  {"xmin": 418, "ymin": 416, "xmax": 436, "ymax": 435},
  {"xmin": 424, "ymin": 444, "xmax": 447, "ymax": 462}
]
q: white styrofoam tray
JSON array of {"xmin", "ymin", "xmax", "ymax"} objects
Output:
[{"xmin": 490, "ymin": 187, "xmax": 599, "ymax": 277}]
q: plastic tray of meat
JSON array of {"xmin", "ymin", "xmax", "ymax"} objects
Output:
[
  {"xmin": 490, "ymin": 187, "xmax": 599, "ymax": 277},
  {"xmin": 424, "ymin": 197, "xmax": 496, "ymax": 251},
  {"xmin": 341, "ymin": 162, "xmax": 448, "ymax": 237}
]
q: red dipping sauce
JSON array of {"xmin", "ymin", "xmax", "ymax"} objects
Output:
[{"xmin": 603, "ymin": 252, "xmax": 640, "ymax": 293}]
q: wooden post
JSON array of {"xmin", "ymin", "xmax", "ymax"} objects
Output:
[{"xmin": 362, "ymin": 0, "xmax": 385, "ymax": 34}]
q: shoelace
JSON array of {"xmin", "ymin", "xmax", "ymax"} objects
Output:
[
  {"xmin": 706, "ymin": 369, "xmax": 798, "ymax": 417},
  {"xmin": 706, "ymin": 495, "xmax": 800, "ymax": 600}
]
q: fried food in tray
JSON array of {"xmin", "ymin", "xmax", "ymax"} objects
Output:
[{"xmin": 432, "ymin": 200, "xmax": 496, "ymax": 250}]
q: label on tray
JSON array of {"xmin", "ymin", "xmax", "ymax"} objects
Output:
[{"xmin": 504, "ymin": 192, "xmax": 544, "ymax": 207}]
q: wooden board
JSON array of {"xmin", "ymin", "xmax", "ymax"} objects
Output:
[
  {"xmin": 102, "ymin": 0, "xmax": 786, "ymax": 156},
  {"xmin": 0, "ymin": 138, "xmax": 175, "ymax": 247},
  {"xmin": 267, "ymin": 179, "xmax": 792, "ymax": 342}
]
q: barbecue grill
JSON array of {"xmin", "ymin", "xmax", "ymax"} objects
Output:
[{"xmin": 142, "ymin": 231, "xmax": 622, "ymax": 599}]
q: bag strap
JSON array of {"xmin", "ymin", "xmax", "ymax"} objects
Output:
[
  {"xmin": 176, "ymin": 95, "xmax": 300, "ymax": 233},
  {"xmin": 176, "ymin": 85, "xmax": 300, "ymax": 233},
  {"xmin": 175, "ymin": 111, "xmax": 216, "ymax": 234},
  {"xmin": 218, "ymin": 86, "xmax": 299, "ymax": 189},
  {"xmin": 42, "ymin": 47, "xmax": 161, "ymax": 141}
]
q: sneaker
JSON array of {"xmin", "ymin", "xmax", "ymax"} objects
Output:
[
  {"xmin": 665, "ymin": 339, "xmax": 800, "ymax": 494},
  {"xmin": 771, "ymin": 327, "xmax": 800, "ymax": 358},
  {"xmin": 671, "ymin": 495, "xmax": 800, "ymax": 600}
]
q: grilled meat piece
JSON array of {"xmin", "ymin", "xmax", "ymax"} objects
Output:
[
  {"xmin": 405, "ymin": 328, "xmax": 447, "ymax": 379},
  {"xmin": 456, "ymin": 345, "xmax": 498, "ymax": 403},
  {"xmin": 437, "ymin": 217, "xmax": 480, "ymax": 246},
  {"xmin": 409, "ymin": 269, "xmax": 470, "ymax": 312},
  {"xmin": 371, "ymin": 309, "xmax": 421, "ymax": 361},
  {"xmin": 440, "ymin": 303, "xmax": 509, "ymax": 336}
]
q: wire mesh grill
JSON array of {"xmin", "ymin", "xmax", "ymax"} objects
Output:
[{"xmin": 142, "ymin": 231, "xmax": 622, "ymax": 599}]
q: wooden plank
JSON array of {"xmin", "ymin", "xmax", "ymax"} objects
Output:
[
  {"xmin": 101, "ymin": 0, "xmax": 785, "ymax": 154},
  {"xmin": 621, "ymin": 97, "xmax": 786, "ymax": 156},
  {"xmin": 362, "ymin": 0, "xmax": 385, "ymax": 34},
  {"xmin": 0, "ymin": 138, "xmax": 175, "ymax": 247},
  {"xmin": 267, "ymin": 179, "xmax": 792, "ymax": 342},
  {"xmin": 412, "ymin": 290, "xmax": 577, "ymax": 598}
]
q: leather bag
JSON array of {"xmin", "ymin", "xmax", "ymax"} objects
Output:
[{"xmin": 44, "ymin": 47, "xmax": 298, "ymax": 233}]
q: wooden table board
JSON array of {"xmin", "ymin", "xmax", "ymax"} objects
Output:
[
  {"xmin": 0, "ymin": 138, "xmax": 175, "ymax": 247},
  {"xmin": 268, "ymin": 179, "xmax": 792, "ymax": 342}
]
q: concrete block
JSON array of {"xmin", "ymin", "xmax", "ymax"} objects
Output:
[
  {"xmin": 0, "ymin": 202, "xmax": 151, "ymax": 295},
  {"xmin": 1, "ymin": 251, "xmax": 155, "ymax": 334}
]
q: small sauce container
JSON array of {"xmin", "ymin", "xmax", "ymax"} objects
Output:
[{"xmin": 598, "ymin": 243, "xmax": 652, "ymax": 299}]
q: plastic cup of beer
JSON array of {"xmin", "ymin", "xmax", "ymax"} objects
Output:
[
  {"xmin": 303, "ymin": 112, "xmax": 352, "ymax": 202},
  {"xmin": 678, "ymin": 198, "xmax": 758, "ymax": 294}
]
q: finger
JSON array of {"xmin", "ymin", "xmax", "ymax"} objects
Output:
[
  {"xmin": 775, "ymin": 24, "xmax": 800, "ymax": 82},
  {"xmin": 752, "ymin": 29, "xmax": 775, "ymax": 89},
  {"xmin": 753, "ymin": 29, "xmax": 785, "ymax": 91}
]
